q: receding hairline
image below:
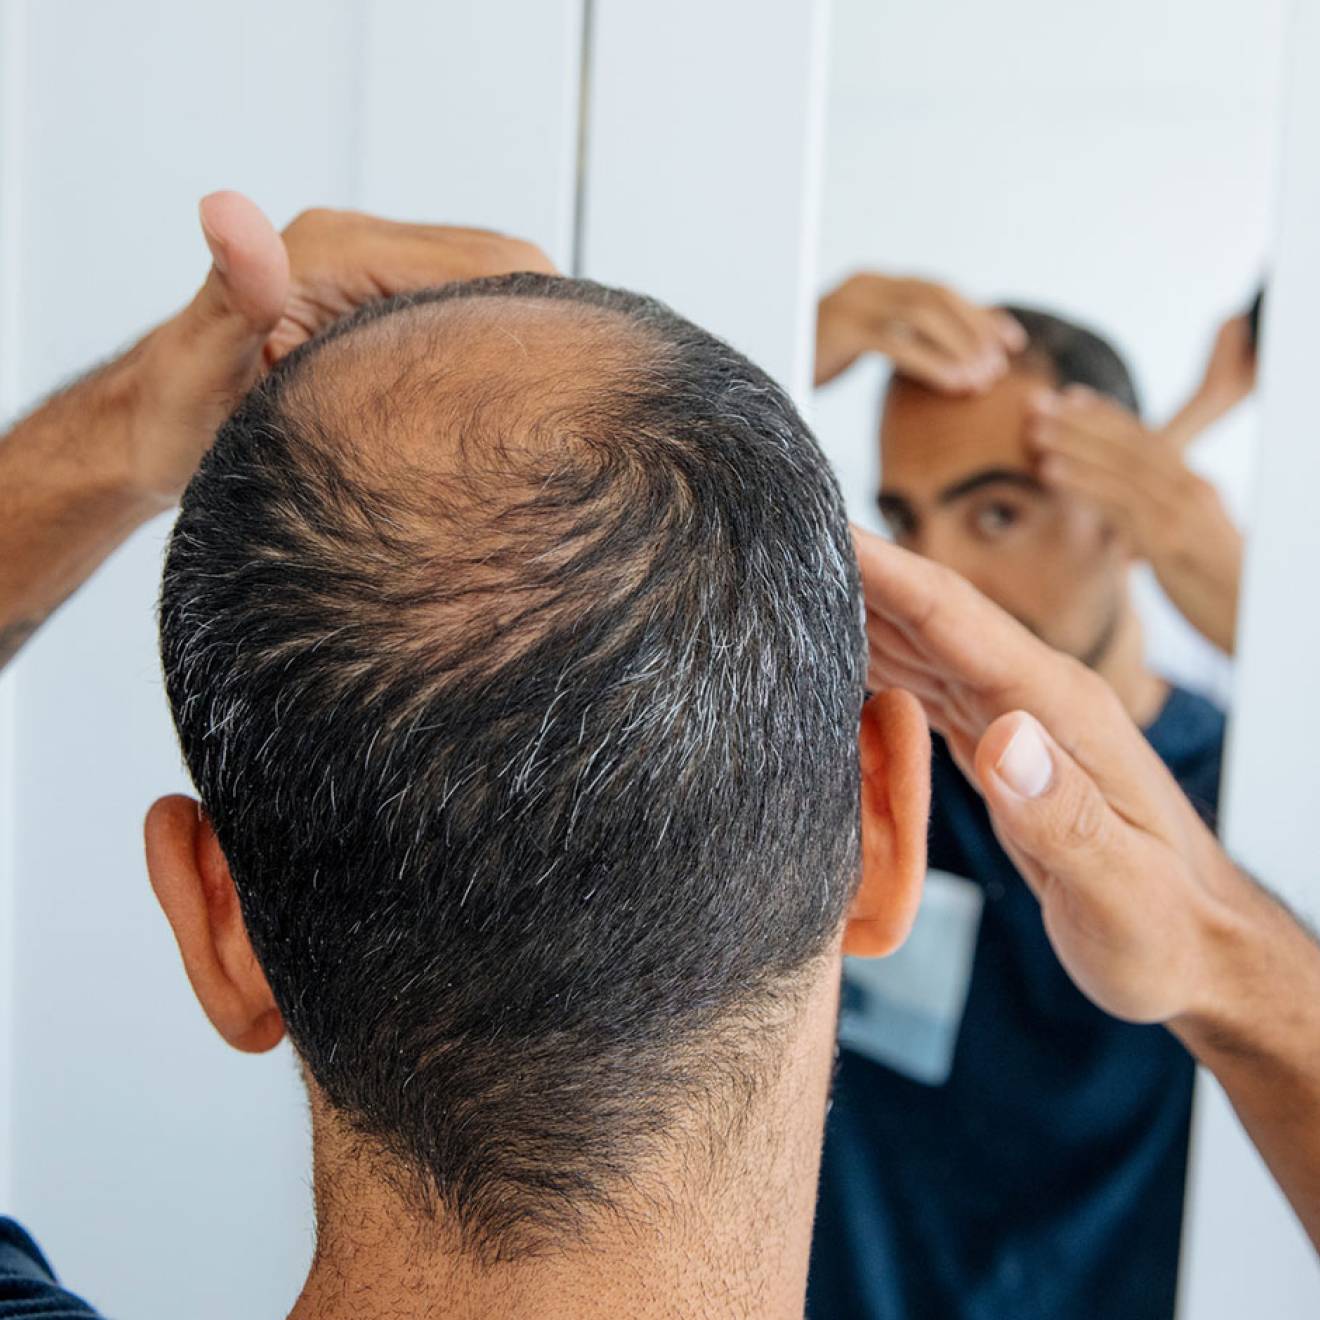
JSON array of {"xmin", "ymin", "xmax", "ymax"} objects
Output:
[
  {"xmin": 293, "ymin": 287, "xmax": 666, "ymax": 393},
  {"xmin": 276, "ymin": 287, "xmax": 669, "ymax": 475}
]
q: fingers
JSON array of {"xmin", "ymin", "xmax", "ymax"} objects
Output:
[
  {"xmin": 1033, "ymin": 452, "xmax": 1137, "ymax": 530},
  {"xmin": 265, "ymin": 208, "xmax": 556, "ymax": 363},
  {"xmin": 853, "ymin": 528, "xmax": 1037, "ymax": 697},
  {"xmin": 900, "ymin": 297, "xmax": 996, "ymax": 376},
  {"xmin": 122, "ymin": 193, "xmax": 292, "ymax": 502},
  {"xmin": 879, "ymin": 332, "xmax": 988, "ymax": 394},
  {"xmin": 1026, "ymin": 388, "xmax": 1145, "ymax": 467},
  {"xmin": 884, "ymin": 288, "xmax": 1007, "ymax": 393},
  {"xmin": 1026, "ymin": 389, "xmax": 1188, "ymax": 516},
  {"xmin": 973, "ymin": 712, "xmax": 1132, "ymax": 903},
  {"xmin": 993, "ymin": 308, "xmax": 1029, "ymax": 353},
  {"xmin": 852, "ymin": 526, "xmax": 1169, "ymax": 812},
  {"xmin": 834, "ymin": 274, "xmax": 1025, "ymax": 395},
  {"xmin": 932, "ymin": 286, "xmax": 1024, "ymax": 368},
  {"xmin": 189, "ymin": 191, "xmax": 290, "ymax": 343}
]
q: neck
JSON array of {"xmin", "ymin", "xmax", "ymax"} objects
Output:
[
  {"xmin": 289, "ymin": 963, "xmax": 841, "ymax": 1320},
  {"xmin": 1089, "ymin": 591, "xmax": 1169, "ymax": 727}
]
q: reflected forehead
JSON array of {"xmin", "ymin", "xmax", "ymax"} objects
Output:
[{"xmin": 879, "ymin": 366, "xmax": 1051, "ymax": 499}]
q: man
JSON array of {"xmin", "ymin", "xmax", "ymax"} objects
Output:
[
  {"xmin": 809, "ymin": 306, "xmax": 1224, "ymax": 1319},
  {"xmin": 3, "ymin": 203, "xmax": 1318, "ymax": 1320},
  {"xmin": 1, "ymin": 196, "xmax": 936, "ymax": 1319}
]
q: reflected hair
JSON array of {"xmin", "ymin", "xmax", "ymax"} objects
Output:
[{"xmin": 1000, "ymin": 303, "xmax": 1141, "ymax": 416}]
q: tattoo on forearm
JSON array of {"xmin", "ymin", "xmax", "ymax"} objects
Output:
[
  {"xmin": 0, "ymin": 617, "xmax": 42, "ymax": 669},
  {"xmin": 0, "ymin": 586, "xmax": 75, "ymax": 671}
]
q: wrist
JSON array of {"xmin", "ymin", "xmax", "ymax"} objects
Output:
[
  {"xmin": 1184, "ymin": 381, "xmax": 1244, "ymax": 433},
  {"xmin": 111, "ymin": 327, "xmax": 204, "ymax": 513},
  {"xmin": 1147, "ymin": 472, "xmax": 1220, "ymax": 565},
  {"xmin": 8, "ymin": 340, "xmax": 166, "ymax": 518},
  {"xmin": 1171, "ymin": 863, "xmax": 1310, "ymax": 1061}
]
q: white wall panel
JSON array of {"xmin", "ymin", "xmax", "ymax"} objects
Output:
[
  {"xmin": 1, "ymin": 2, "xmax": 584, "ymax": 1316},
  {"xmin": 0, "ymin": 0, "xmax": 27, "ymax": 1214},
  {"xmin": 7, "ymin": 4, "xmax": 360, "ymax": 1314},
  {"xmin": 359, "ymin": 0, "xmax": 584, "ymax": 269},
  {"xmin": 582, "ymin": 0, "xmax": 829, "ymax": 401}
]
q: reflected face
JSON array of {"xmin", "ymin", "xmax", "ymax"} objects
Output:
[{"xmin": 878, "ymin": 369, "xmax": 1126, "ymax": 663}]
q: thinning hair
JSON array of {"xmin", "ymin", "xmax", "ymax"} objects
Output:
[
  {"xmin": 159, "ymin": 274, "xmax": 864, "ymax": 1260},
  {"xmin": 1000, "ymin": 303, "xmax": 1141, "ymax": 415}
]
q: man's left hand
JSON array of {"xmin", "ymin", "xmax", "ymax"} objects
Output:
[{"xmin": 128, "ymin": 193, "xmax": 556, "ymax": 505}]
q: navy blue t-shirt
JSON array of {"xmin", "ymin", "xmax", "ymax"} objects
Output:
[
  {"xmin": 0, "ymin": 1217, "xmax": 100, "ymax": 1317},
  {"xmin": 808, "ymin": 686, "xmax": 1225, "ymax": 1320}
]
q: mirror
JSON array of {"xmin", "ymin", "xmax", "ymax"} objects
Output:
[{"xmin": 810, "ymin": 4, "xmax": 1285, "ymax": 1317}]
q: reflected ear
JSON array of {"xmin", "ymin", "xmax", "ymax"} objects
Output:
[
  {"xmin": 144, "ymin": 794, "xmax": 284, "ymax": 1054},
  {"xmin": 843, "ymin": 690, "xmax": 931, "ymax": 958}
]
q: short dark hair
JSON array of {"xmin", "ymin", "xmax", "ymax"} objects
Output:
[
  {"xmin": 1000, "ymin": 303, "xmax": 1141, "ymax": 415},
  {"xmin": 159, "ymin": 274, "xmax": 864, "ymax": 1259}
]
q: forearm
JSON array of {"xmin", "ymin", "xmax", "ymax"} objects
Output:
[
  {"xmin": 1174, "ymin": 869, "xmax": 1320, "ymax": 1251},
  {"xmin": 1144, "ymin": 484, "xmax": 1244, "ymax": 654},
  {"xmin": 1160, "ymin": 391, "xmax": 1233, "ymax": 453},
  {"xmin": 0, "ymin": 345, "xmax": 163, "ymax": 667}
]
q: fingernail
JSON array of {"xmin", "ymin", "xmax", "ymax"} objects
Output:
[
  {"xmin": 199, "ymin": 223, "xmax": 229, "ymax": 276},
  {"xmin": 995, "ymin": 718, "xmax": 1053, "ymax": 798}
]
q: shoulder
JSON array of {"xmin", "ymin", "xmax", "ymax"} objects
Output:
[
  {"xmin": 1148, "ymin": 686, "xmax": 1226, "ymax": 761},
  {"xmin": 1147, "ymin": 686, "xmax": 1226, "ymax": 831},
  {"xmin": 0, "ymin": 1219, "xmax": 101, "ymax": 1317}
]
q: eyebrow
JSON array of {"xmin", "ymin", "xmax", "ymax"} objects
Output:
[{"xmin": 935, "ymin": 468, "xmax": 1045, "ymax": 505}]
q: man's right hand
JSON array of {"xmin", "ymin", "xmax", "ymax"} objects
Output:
[
  {"xmin": 856, "ymin": 526, "xmax": 1320, "ymax": 1251},
  {"xmin": 855, "ymin": 526, "xmax": 1240, "ymax": 1025},
  {"xmin": 814, "ymin": 272, "xmax": 1025, "ymax": 391}
]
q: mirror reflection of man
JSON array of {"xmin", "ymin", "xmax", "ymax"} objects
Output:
[{"xmin": 808, "ymin": 281, "xmax": 1241, "ymax": 1320}]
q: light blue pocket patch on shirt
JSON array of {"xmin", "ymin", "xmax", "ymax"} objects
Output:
[{"xmin": 839, "ymin": 868, "xmax": 984, "ymax": 1086}]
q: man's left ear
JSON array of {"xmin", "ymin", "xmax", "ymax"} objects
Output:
[
  {"xmin": 144, "ymin": 795, "xmax": 285, "ymax": 1054},
  {"xmin": 843, "ymin": 690, "xmax": 931, "ymax": 958}
]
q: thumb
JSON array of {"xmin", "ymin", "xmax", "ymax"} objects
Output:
[
  {"xmin": 972, "ymin": 711, "xmax": 1129, "ymax": 903},
  {"xmin": 178, "ymin": 191, "xmax": 289, "ymax": 357},
  {"xmin": 132, "ymin": 194, "xmax": 292, "ymax": 501}
]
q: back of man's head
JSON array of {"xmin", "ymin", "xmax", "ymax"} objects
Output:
[
  {"xmin": 159, "ymin": 274, "xmax": 864, "ymax": 1261},
  {"xmin": 999, "ymin": 303, "xmax": 1141, "ymax": 415}
]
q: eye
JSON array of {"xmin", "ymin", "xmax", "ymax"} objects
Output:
[
  {"xmin": 971, "ymin": 500, "xmax": 1021, "ymax": 539},
  {"xmin": 878, "ymin": 505, "xmax": 916, "ymax": 541}
]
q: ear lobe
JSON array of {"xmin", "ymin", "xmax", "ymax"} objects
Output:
[
  {"xmin": 843, "ymin": 690, "xmax": 931, "ymax": 958},
  {"xmin": 144, "ymin": 795, "xmax": 285, "ymax": 1054}
]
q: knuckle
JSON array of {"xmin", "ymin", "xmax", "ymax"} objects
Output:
[
  {"xmin": 284, "ymin": 206, "xmax": 343, "ymax": 239},
  {"xmin": 510, "ymin": 238, "xmax": 554, "ymax": 272},
  {"xmin": 481, "ymin": 235, "xmax": 553, "ymax": 274},
  {"xmin": 1059, "ymin": 785, "xmax": 1107, "ymax": 851}
]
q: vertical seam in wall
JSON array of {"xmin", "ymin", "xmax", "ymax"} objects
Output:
[
  {"xmin": 1216, "ymin": 0, "xmax": 1297, "ymax": 852},
  {"xmin": 0, "ymin": 0, "xmax": 29, "ymax": 1208},
  {"xmin": 346, "ymin": 0, "xmax": 371, "ymax": 209},
  {"xmin": 570, "ymin": 0, "xmax": 596, "ymax": 276},
  {"xmin": 791, "ymin": 0, "xmax": 832, "ymax": 409}
]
